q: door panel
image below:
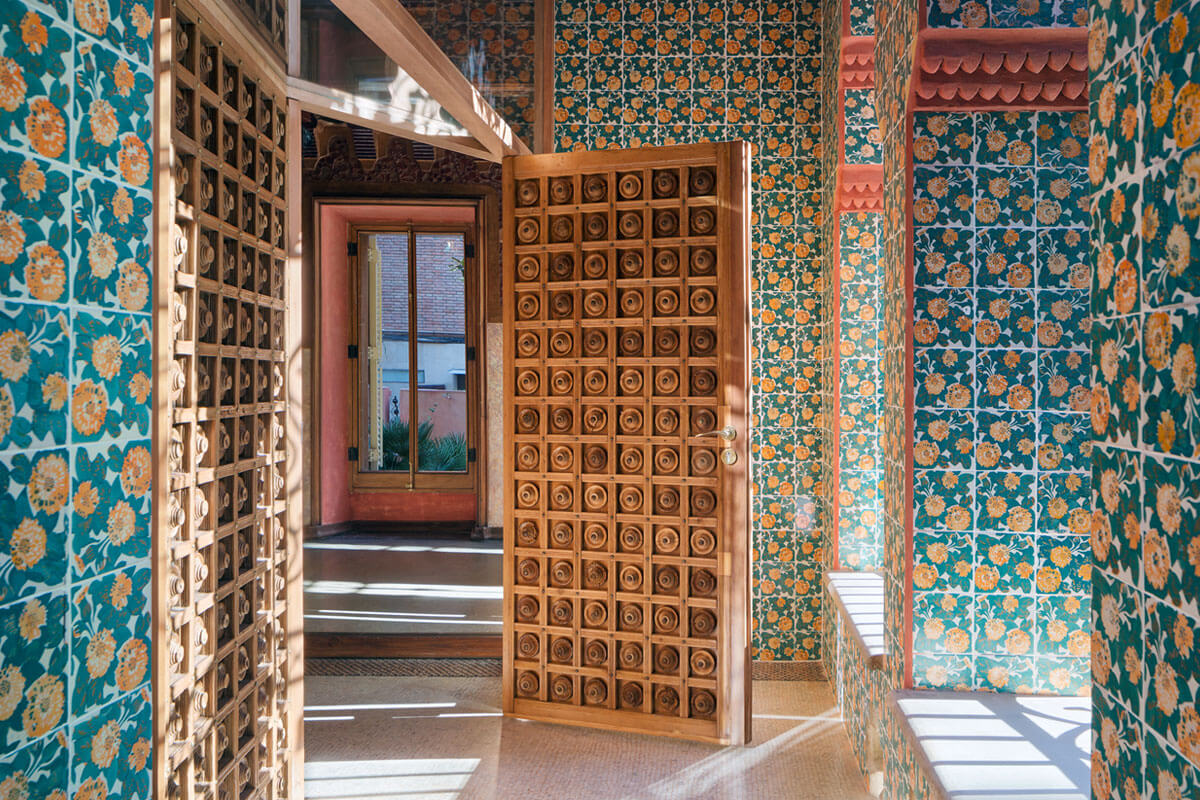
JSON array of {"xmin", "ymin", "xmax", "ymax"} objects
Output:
[{"xmin": 502, "ymin": 142, "xmax": 751, "ymax": 744}]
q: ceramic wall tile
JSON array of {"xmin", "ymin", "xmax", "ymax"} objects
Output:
[
  {"xmin": 556, "ymin": 0, "xmax": 825, "ymax": 660},
  {"xmin": 0, "ymin": 1, "xmax": 153, "ymax": 794},
  {"xmin": 1091, "ymin": 0, "xmax": 1200, "ymax": 792}
]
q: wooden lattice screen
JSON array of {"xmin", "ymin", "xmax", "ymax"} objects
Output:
[
  {"xmin": 156, "ymin": 3, "xmax": 298, "ymax": 797},
  {"xmin": 502, "ymin": 142, "xmax": 752, "ymax": 744}
]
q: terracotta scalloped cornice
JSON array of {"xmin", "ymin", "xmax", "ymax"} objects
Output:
[
  {"xmin": 914, "ymin": 27, "xmax": 1087, "ymax": 110},
  {"xmin": 838, "ymin": 164, "xmax": 884, "ymax": 212},
  {"xmin": 841, "ymin": 36, "xmax": 875, "ymax": 89}
]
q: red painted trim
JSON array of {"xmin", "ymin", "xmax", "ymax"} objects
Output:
[
  {"xmin": 841, "ymin": 36, "xmax": 876, "ymax": 89},
  {"xmin": 901, "ymin": 33, "xmax": 920, "ymax": 692},
  {"xmin": 913, "ymin": 27, "xmax": 1088, "ymax": 111},
  {"xmin": 839, "ymin": 164, "xmax": 884, "ymax": 212}
]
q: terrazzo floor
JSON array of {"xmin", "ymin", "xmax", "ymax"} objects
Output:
[{"xmin": 304, "ymin": 675, "xmax": 873, "ymax": 800}]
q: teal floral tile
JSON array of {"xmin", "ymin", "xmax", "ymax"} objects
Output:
[
  {"xmin": 973, "ymin": 533, "xmax": 1035, "ymax": 593},
  {"xmin": 1036, "ymin": 595, "xmax": 1091, "ymax": 658},
  {"xmin": 915, "ymin": 469, "xmax": 974, "ymax": 532},
  {"xmin": 73, "ymin": 40, "xmax": 151, "ymax": 187},
  {"xmin": 1090, "ymin": 50, "xmax": 1141, "ymax": 184},
  {"xmin": 1033, "ymin": 655, "xmax": 1089, "ymax": 694},
  {"xmin": 1036, "ymin": 110, "xmax": 1089, "ymax": 168},
  {"xmin": 1144, "ymin": 598, "xmax": 1200, "ymax": 767},
  {"xmin": 71, "ymin": 0, "xmax": 153, "ymax": 66},
  {"xmin": 1142, "ymin": 454, "xmax": 1200, "ymax": 614},
  {"xmin": 1091, "ymin": 181, "xmax": 1141, "ymax": 318},
  {"xmin": 69, "ymin": 565, "xmax": 149, "ymax": 716},
  {"xmin": 1036, "ymin": 474, "xmax": 1090, "ymax": 535},
  {"xmin": 0, "ymin": 4, "xmax": 71, "ymax": 167},
  {"xmin": 975, "ymin": 166, "xmax": 1035, "ymax": 227},
  {"xmin": 914, "ymin": 409, "xmax": 974, "ymax": 470},
  {"xmin": 0, "ymin": 447, "xmax": 67, "ymax": 605},
  {"xmin": 0, "ymin": 300, "xmax": 69, "ymax": 452},
  {"xmin": 1036, "ymin": 228, "xmax": 1089, "ymax": 290},
  {"xmin": 1036, "ymin": 290, "xmax": 1090, "ymax": 350},
  {"xmin": 1093, "ymin": 315, "xmax": 1141, "ymax": 447},
  {"xmin": 70, "ymin": 174, "xmax": 151, "ymax": 313},
  {"xmin": 70, "ymin": 310, "xmax": 150, "ymax": 443},
  {"xmin": 913, "ymin": 652, "xmax": 973, "ymax": 690},
  {"xmin": 915, "ymin": 347, "xmax": 974, "ymax": 409},
  {"xmin": 70, "ymin": 439, "xmax": 149, "ymax": 580},
  {"xmin": 1092, "ymin": 568, "xmax": 1143, "ymax": 715},
  {"xmin": 1142, "ymin": 307, "xmax": 1200, "ymax": 457},
  {"xmin": 974, "ymin": 593, "xmax": 1036, "ymax": 655},
  {"xmin": 913, "ymin": 529, "xmax": 973, "ymax": 593},
  {"xmin": 1035, "ymin": 534, "xmax": 1091, "ymax": 593},
  {"xmin": 69, "ymin": 687, "xmax": 151, "ymax": 799},
  {"xmin": 0, "ymin": 730, "xmax": 67, "ymax": 800},
  {"xmin": 977, "ymin": 227, "xmax": 1035, "ymax": 288},
  {"xmin": 0, "ymin": 591, "xmax": 67, "ymax": 752},
  {"xmin": 976, "ymin": 411, "xmax": 1036, "ymax": 471},
  {"xmin": 976, "ymin": 289, "xmax": 1035, "ymax": 349},
  {"xmin": 0, "ymin": 149, "xmax": 70, "ymax": 302},
  {"xmin": 913, "ymin": 113, "xmax": 974, "ymax": 165},
  {"xmin": 1037, "ymin": 413, "xmax": 1091, "ymax": 472},
  {"xmin": 1036, "ymin": 166, "xmax": 1089, "ymax": 227},
  {"xmin": 976, "ymin": 111, "xmax": 1037, "ymax": 167},
  {"xmin": 1093, "ymin": 446, "xmax": 1143, "ymax": 586},
  {"xmin": 976, "ymin": 349, "xmax": 1035, "ymax": 411},
  {"xmin": 913, "ymin": 166, "xmax": 974, "ymax": 228},
  {"xmin": 1145, "ymin": 726, "xmax": 1200, "ymax": 800},
  {"xmin": 914, "ymin": 287, "xmax": 973, "ymax": 348},
  {"xmin": 1143, "ymin": 145, "xmax": 1200, "ymax": 308},
  {"xmin": 1037, "ymin": 350, "xmax": 1089, "ymax": 413},
  {"xmin": 1141, "ymin": 10, "xmax": 1200, "ymax": 164},
  {"xmin": 913, "ymin": 590, "xmax": 974, "ymax": 657},
  {"xmin": 1092, "ymin": 688, "xmax": 1145, "ymax": 800}
]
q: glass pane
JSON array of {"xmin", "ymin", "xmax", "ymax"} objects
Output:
[
  {"xmin": 414, "ymin": 233, "xmax": 468, "ymax": 473},
  {"xmin": 299, "ymin": 0, "xmax": 470, "ymax": 137},
  {"xmin": 366, "ymin": 232, "xmax": 411, "ymax": 472}
]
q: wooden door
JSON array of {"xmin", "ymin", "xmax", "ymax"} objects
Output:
[{"xmin": 502, "ymin": 142, "xmax": 752, "ymax": 744}]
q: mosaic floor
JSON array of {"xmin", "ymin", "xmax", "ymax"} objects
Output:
[{"xmin": 303, "ymin": 676, "xmax": 872, "ymax": 800}]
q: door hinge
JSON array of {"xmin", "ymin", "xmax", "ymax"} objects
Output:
[
  {"xmin": 348, "ymin": 447, "xmax": 358, "ymax": 461},
  {"xmin": 466, "ymin": 345, "xmax": 476, "ymax": 361},
  {"xmin": 467, "ymin": 447, "xmax": 477, "ymax": 463},
  {"xmin": 348, "ymin": 344, "xmax": 358, "ymax": 358},
  {"xmin": 464, "ymin": 243, "xmax": 475, "ymax": 258},
  {"xmin": 347, "ymin": 242, "xmax": 358, "ymax": 257}
]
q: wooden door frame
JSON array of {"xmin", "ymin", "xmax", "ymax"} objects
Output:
[
  {"xmin": 346, "ymin": 221, "xmax": 480, "ymax": 493},
  {"xmin": 308, "ymin": 196, "xmax": 495, "ymax": 528}
]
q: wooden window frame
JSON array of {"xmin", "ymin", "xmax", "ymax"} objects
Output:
[{"xmin": 347, "ymin": 220, "xmax": 481, "ymax": 492}]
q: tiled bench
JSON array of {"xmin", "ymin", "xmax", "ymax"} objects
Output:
[
  {"xmin": 823, "ymin": 571, "xmax": 888, "ymax": 795},
  {"xmin": 825, "ymin": 571, "xmax": 886, "ymax": 669},
  {"xmin": 890, "ymin": 690, "xmax": 1091, "ymax": 800}
]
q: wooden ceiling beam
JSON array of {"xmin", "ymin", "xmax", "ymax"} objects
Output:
[
  {"xmin": 286, "ymin": 76, "xmax": 496, "ymax": 162},
  {"xmin": 329, "ymin": 0, "xmax": 532, "ymax": 159}
]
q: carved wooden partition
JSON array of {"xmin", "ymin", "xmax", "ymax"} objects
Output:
[
  {"xmin": 502, "ymin": 142, "xmax": 752, "ymax": 744},
  {"xmin": 156, "ymin": 2, "xmax": 299, "ymax": 797}
]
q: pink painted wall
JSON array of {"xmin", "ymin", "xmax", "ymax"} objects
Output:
[{"xmin": 318, "ymin": 204, "xmax": 476, "ymax": 524}]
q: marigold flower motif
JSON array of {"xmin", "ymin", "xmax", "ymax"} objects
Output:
[
  {"xmin": 75, "ymin": 0, "xmax": 111, "ymax": 37},
  {"xmin": 25, "ymin": 242, "xmax": 66, "ymax": 302},
  {"xmin": 24, "ymin": 97, "xmax": 66, "ymax": 159},
  {"xmin": 86, "ymin": 628, "xmax": 116, "ymax": 679},
  {"xmin": 72, "ymin": 379, "xmax": 108, "ymax": 436},
  {"xmin": 0, "ymin": 665, "xmax": 26, "ymax": 720},
  {"xmin": 89, "ymin": 98, "xmax": 118, "ymax": 147},
  {"xmin": 0, "ymin": 329, "xmax": 32, "ymax": 381},
  {"xmin": 10, "ymin": 518, "xmax": 46, "ymax": 570},
  {"xmin": 19, "ymin": 598, "xmax": 45, "ymax": 640},
  {"xmin": 28, "ymin": 452, "xmax": 69, "ymax": 515},
  {"xmin": 22, "ymin": 673, "xmax": 64, "ymax": 737}
]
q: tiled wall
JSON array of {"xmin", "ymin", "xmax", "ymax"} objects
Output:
[
  {"xmin": 554, "ymin": 0, "xmax": 827, "ymax": 661},
  {"xmin": 924, "ymin": 0, "xmax": 1087, "ymax": 28},
  {"xmin": 909, "ymin": 109, "xmax": 1093, "ymax": 694},
  {"xmin": 875, "ymin": 0, "xmax": 921, "ymax": 795},
  {"xmin": 819, "ymin": 0, "xmax": 840, "ymax": 582},
  {"xmin": 0, "ymin": 1, "xmax": 154, "ymax": 796},
  {"xmin": 1090, "ymin": 0, "xmax": 1200, "ymax": 796}
]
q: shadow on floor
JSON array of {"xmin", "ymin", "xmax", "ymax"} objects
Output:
[{"xmin": 303, "ymin": 676, "xmax": 873, "ymax": 800}]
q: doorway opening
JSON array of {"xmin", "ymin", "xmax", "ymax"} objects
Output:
[{"xmin": 304, "ymin": 198, "xmax": 502, "ymax": 660}]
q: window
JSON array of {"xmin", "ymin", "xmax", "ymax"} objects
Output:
[{"xmin": 351, "ymin": 224, "xmax": 476, "ymax": 489}]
